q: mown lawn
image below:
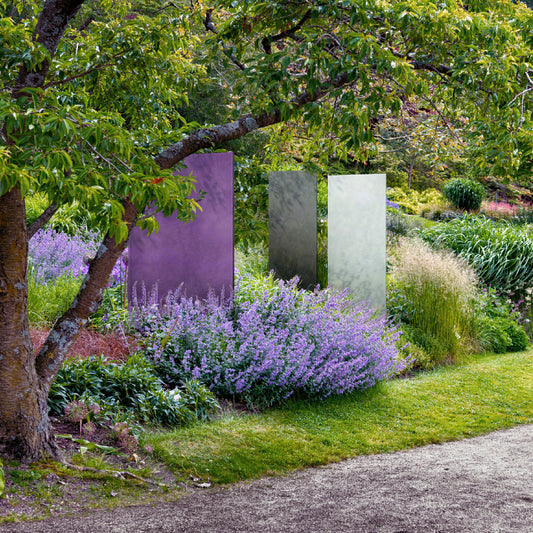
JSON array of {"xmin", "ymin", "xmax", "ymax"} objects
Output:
[{"xmin": 143, "ymin": 350, "xmax": 533, "ymax": 484}]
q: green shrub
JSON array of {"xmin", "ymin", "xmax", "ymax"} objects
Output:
[
  {"xmin": 472, "ymin": 287, "xmax": 529, "ymax": 353},
  {"xmin": 474, "ymin": 316, "xmax": 528, "ymax": 353},
  {"xmin": 505, "ymin": 319, "xmax": 530, "ymax": 351},
  {"xmin": 386, "ymin": 187, "xmax": 445, "ymax": 215},
  {"xmin": 442, "ymin": 178, "xmax": 485, "ymax": 211},
  {"xmin": 386, "ymin": 210, "xmax": 411, "ymax": 237},
  {"xmin": 419, "ymin": 216, "xmax": 533, "ymax": 297},
  {"xmin": 48, "ymin": 354, "xmax": 219, "ymax": 426},
  {"xmin": 399, "ymin": 325, "xmax": 448, "ymax": 370},
  {"xmin": 475, "ymin": 317, "xmax": 512, "ymax": 353},
  {"xmin": 388, "ymin": 238, "xmax": 477, "ymax": 363}
]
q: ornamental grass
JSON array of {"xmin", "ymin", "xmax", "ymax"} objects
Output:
[{"xmin": 388, "ymin": 237, "xmax": 478, "ymax": 361}]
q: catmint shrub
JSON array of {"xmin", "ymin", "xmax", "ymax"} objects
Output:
[
  {"xmin": 29, "ymin": 227, "xmax": 99, "ymax": 283},
  {"xmin": 131, "ymin": 277, "xmax": 407, "ymax": 409}
]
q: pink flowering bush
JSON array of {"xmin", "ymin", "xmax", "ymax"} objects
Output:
[
  {"xmin": 131, "ymin": 277, "xmax": 407, "ymax": 408},
  {"xmin": 481, "ymin": 201, "xmax": 519, "ymax": 221}
]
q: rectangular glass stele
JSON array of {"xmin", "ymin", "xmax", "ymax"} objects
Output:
[
  {"xmin": 128, "ymin": 152, "xmax": 234, "ymax": 303},
  {"xmin": 268, "ymin": 171, "xmax": 317, "ymax": 289},
  {"xmin": 328, "ymin": 174, "xmax": 386, "ymax": 311}
]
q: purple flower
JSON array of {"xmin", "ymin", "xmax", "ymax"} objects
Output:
[
  {"xmin": 386, "ymin": 199, "xmax": 400, "ymax": 210},
  {"xmin": 131, "ymin": 277, "xmax": 407, "ymax": 408},
  {"xmin": 29, "ymin": 228, "xmax": 99, "ymax": 282}
]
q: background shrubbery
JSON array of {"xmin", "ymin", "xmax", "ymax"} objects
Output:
[
  {"xmin": 442, "ymin": 178, "xmax": 485, "ymax": 211},
  {"xmin": 24, "ymin": 186, "xmax": 532, "ymax": 432},
  {"xmin": 418, "ymin": 216, "xmax": 533, "ymax": 298},
  {"xmin": 386, "ymin": 187, "xmax": 444, "ymax": 215}
]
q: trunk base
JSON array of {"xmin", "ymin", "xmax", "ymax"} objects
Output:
[{"xmin": 0, "ymin": 415, "xmax": 63, "ymax": 463}]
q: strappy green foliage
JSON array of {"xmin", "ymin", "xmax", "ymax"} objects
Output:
[{"xmin": 419, "ymin": 216, "xmax": 533, "ymax": 296}]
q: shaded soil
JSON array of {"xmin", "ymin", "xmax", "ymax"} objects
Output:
[{"xmin": 0, "ymin": 421, "xmax": 181, "ymax": 524}]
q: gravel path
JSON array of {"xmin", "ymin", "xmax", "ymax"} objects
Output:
[{"xmin": 2, "ymin": 424, "xmax": 532, "ymax": 533}]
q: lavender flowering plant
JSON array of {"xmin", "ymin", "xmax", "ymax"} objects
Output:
[
  {"xmin": 28, "ymin": 228, "xmax": 99, "ymax": 283},
  {"xmin": 132, "ymin": 275, "xmax": 407, "ymax": 408},
  {"xmin": 29, "ymin": 227, "xmax": 127, "ymax": 287}
]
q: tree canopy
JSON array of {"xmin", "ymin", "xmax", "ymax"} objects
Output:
[{"xmin": 2, "ymin": 0, "xmax": 533, "ymax": 461}]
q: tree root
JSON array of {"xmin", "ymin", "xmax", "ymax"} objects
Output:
[{"xmin": 61, "ymin": 461, "xmax": 168, "ymax": 488}]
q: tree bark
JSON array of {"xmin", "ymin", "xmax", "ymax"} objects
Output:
[
  {"xmin": 0, "ymin": 0, "xmax": 89, "ymax": 461},
  {"xmin": 0, "ymin": 187, "xmax": 59, "ymax": 461}
]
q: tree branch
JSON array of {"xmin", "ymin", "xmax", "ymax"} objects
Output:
[
  {"xmin": 261, "ymin": 9, "xmax": 313, "ymax": 54},
  {"xmin": 27, "ymin": 203, "xmax": 58, "ymax": 239},
  {"xmin": 409, "ymin": 60, "xmax": 452, "ymax": 76},
  {"xmin": 154, "ymin": 71, "xmax": 351, "ymax": 169},
  {"xmin": 13, "ymin": 0, "xmax": 86, "ymax": 97},
  {"xmin": 35, "ymin": 199, "xmax": 137, "ymax": 387},
  {"xmin": 203, "ymin": 9, "xmax": 246, "ymax": 71}
]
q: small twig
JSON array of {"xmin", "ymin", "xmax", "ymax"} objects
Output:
[
  {"xmin": 509, "ymin": 87, "xmax": 533, "ymax": 106},
  {"xmin": 203, "ymin": 9, "xmax": 246, "ymax": 71},
  {"xmin": 84, "ymin": 140, "xmax": 125, "ymax": 174},
  {"xmin": 62, "ymin": 461, "xmax": 168, "ymax": 488}
]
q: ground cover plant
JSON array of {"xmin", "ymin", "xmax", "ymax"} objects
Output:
[
  {"xmin": 131, "ymin": 275, "xmax": 408, "ymax": 409},
  {"xmin": 48, "ymin": 354, "xmax": 219, "ymax": 430},
  {"xmin": 386, "ymin": 187, "xmax": 445, "ymax": 215}
]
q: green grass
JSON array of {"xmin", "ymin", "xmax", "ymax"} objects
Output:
[
  {"xmin": 143, "ymin": 350, "xmax": 533, "ymax": 484},
  {"xmin": 405, "ymin": 214, "xmax": 437, "ymax": 229},
  {"xmin": 28, "ymin": 273, "xmax": 83, "ymax": 327}
]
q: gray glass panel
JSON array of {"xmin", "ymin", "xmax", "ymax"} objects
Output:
[
  {"xmin": 268, "ymin": 171, "xmax": 317, "ymax": 289},
  {"xmin": 328, "ymin": 174, "xmax": 386, "ymax": 311},
  {"xmin": 129, "ymin": 152, "xmax": 234, "ymax": 302}
]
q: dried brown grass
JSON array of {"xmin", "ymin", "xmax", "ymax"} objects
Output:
[{"xmin": 31, "ymin": 328, "xmax": 137, "ymax": 362}]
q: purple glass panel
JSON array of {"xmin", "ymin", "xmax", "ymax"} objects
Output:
[{"xmin": 128, "ymin": 152, "xmax": 234, "ymax": 302}]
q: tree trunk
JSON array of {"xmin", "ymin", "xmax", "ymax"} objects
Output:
[
  {"xmin": 407, "ymin": 160, "xmax": 414, "ymax": 189},
  {"xmin": 0, "ymin": 188, "xmax": 137, "ymax": 461},
  {"xmin": 35, "ymin": 201, "xmax": 137, "ymax": 391},
  {"xmin": 0, "ymin": 187, "xmax": 59, "ymax": 461}
]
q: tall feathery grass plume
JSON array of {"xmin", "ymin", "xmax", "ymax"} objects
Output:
[{"xmin": 388, "ymin": 237, "xmax": 478, "ymax": 362}]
